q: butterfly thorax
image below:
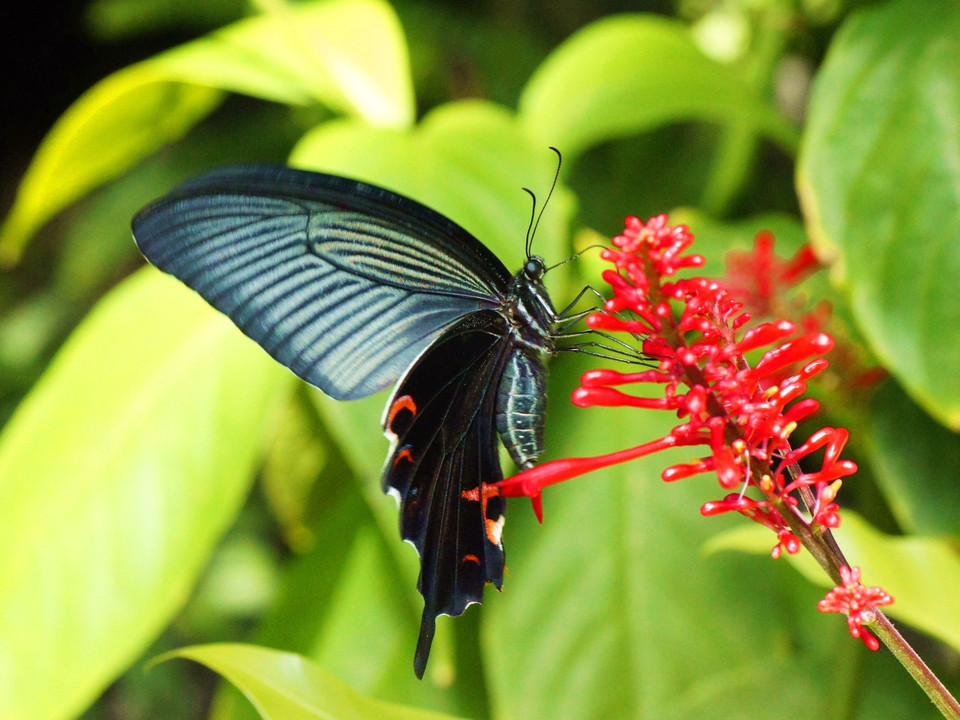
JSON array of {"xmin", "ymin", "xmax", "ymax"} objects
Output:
[
  {"xmin": 501, "ymin": 256, "xmax": 556, "ymax": 356},
  {"xmin": 494, "ymin": 256, "xmax": 556, "ymax": 470}
]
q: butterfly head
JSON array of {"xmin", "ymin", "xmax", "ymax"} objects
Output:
[{"xmin": 523, "ymin": 256, "xmax": 547, "ymax": 282}]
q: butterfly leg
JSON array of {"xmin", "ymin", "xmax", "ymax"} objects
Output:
[{"xmin": 553, "ymin": 283, "xmax": 608, "ymax": 321}]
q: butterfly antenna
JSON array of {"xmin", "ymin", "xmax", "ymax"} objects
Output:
[
  {"xmin": 522, "ymin": 187, "xmax": 537, "ymax": 258},
  {"xmin": 545, "ymin": 243, "xmax": 608, "ymax": 273},
  {"xmin": 527, "ymin": 147, "xmax": 563, "ymax": 258}
]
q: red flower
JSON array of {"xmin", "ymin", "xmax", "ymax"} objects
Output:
[
  {"xmin": 722, "ymin": 229, "xmax": 820, "ymax": 320},
  {"xmin": 817, "ymin": 566, "xmax": 894, "ymax": 651},
  {"xmin": 495, "ymin": 215, "xmax": 856, "ymax": 558},
  {"xmin": 478, "ymin": 214, "xmax": 895, "ymax": 652},
  {"xmin": 467, "ymin": 213, "xmax": 959, "ymax": 709}
]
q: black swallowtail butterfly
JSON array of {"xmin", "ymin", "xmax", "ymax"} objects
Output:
[{"xmin": 133, "ymin": 164, "xmax": 560, "ymax": 677}]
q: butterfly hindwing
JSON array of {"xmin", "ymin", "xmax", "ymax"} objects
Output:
[
  {"xmin": 132, "ymin": 165, "xmax": 513, "ymax": 400},
  {"xmin": 382, "ymin": 310, "xmax": 511, "ymax": 677}
]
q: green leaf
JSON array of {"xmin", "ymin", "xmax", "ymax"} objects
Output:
[
  {"xmin": 160, "ymin": 643, "xmax": 466, "ymax": 719},
  {"xmin": 865, "ymin": 380, "xmax": 960, "ymax": 536},
  {"xmin": 289, "ymin": 100, "xmax": 576, "ymax": 274},
  {"xmin": 0, "ymin": 0, "xmax": 413, "ymax": 261},
  {"xmin": 797, "ymin": 0, "xmax": 960, "ymax": 428},
  {"xmin": 288, "ymin": 101, "xmax": 581, "ymax": 665},
  {"xmin": 289, "ymin": 103, "xmax": 583, "ymax": 692},
  {"xmin": 308, "ymin": 389, "xmax": 424, "ymax": 610},
  {"xmin": 0, "ymin": 270, "xmax": 292, "ymax": 720},
  {"xmin": 259, "ymin": 394, "xmax": 330, "ymax": 550},
  {"xmin": 0, "ymin": 75, "xmax": 221, "ymax": 264},
  {"xmin": 518, "ymin": 14, "xmax": 798, "ymax": 160}
]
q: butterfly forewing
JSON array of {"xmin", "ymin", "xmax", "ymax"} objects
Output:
[{"xmin": 132, "ymin": 165, "xmax": 513, "ymax": 399}]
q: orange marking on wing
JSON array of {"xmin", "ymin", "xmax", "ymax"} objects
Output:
[
  {"xmin": 387, "ymin": 395, "xmax": 417, "ymax": 428},
  {"xmin": 393, "ymin": 448, "xmax": 414, "ymax": 466},
  {"xmin": 461, "ymin": 483, "xmax": 505, "ymax": 545},
  {"xmin": 461, "ymin": 483, "xmax": 501, "ymax": 504},
  {"xmin": 462, "ymin": 554, "xmax": 481, "ymax": 566}
]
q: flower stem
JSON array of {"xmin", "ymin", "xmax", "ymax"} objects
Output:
[
  {"xmin": 789, "ymin": 461, "xmax": 849, "ymax": 581},
  {"xmin": 781, "ymin": 463, "xmax": 960, "ymax": 718},
  {"xmin": 871, "ymin": 611, "xmax": 960, "ymax": 719}
]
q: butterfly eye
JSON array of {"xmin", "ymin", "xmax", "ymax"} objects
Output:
[{"xmin": 525, "ymin": 257, "xmax": 545, "ymax": 280}]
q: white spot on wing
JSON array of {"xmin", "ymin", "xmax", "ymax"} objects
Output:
[
  {"xmin": 386, "ymin": 486, "xmax": 402, "ymax": 506},
  {"xmin": 489, "ymin": 515, "xmax": 505, "ymax": 548}
]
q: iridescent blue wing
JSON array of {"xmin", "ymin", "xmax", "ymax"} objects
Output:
[
  {"xmin": 382, "ymin": 310, "xmax": 511, "ymax": 677},
  {"xmin": 132, "ymin": 165, "xmax": 513, "ymax": 400}
]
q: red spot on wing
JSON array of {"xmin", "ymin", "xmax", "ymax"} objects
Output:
[
  {"xmin": 387, "ymin": 395, "xmax": 417, "ymax": 429},
  {"xmin": 394, "ymin": 447, "xmax": 414, "ymax": 466},
  {"xmin": 462, "ymin": 483, "xmax": 504, "ymax": 545},
  {"xmin": 462, "ymin": 554, "xmax": 481, "ymax": 566}
]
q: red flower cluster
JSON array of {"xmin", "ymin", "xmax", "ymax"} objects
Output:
[
  {"xmin": 482, "ymin": 212, "xmax": 953, "ymax": 705},
  {"xmin": 818, "ymin": 566, "xmax": 894, "ymax": 651},
  {"xmin": 488, "ymin": 214, "xmax": 895, "ymax": 650},
  {"xmin": 722, "ymin": 229, "xmax": 820, "ymax": 321},
  {"xmin": 497, "ymin": 215, "xmax": 855, "ymax": 555}
]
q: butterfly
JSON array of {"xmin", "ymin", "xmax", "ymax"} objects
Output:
[{"xmin": 132, "ymin": 163, "xmax": 561, "ymax": 677}]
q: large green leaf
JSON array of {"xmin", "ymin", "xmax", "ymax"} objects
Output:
[
  {"xmin": 0, "ymin": 270, "xmax": 292, "ymax": 720},
  {"xmin": 797, "ymin": 0, "xmax": 960, "ymax": 428},
  {"xmin": 833, "ymin": 514, "xmax": 960, "ymax": 655},
  {"xmin": 289, "ymin": 100, "xmax": 576, "ymax": 275},
  {"xmin": 287, "ymin": 107, "xmax": 578, "ymax": 695},
  {"xmin": 0, "ymin": 0, "xmax": 413, "ymax": 261},
  {"xmin": 710, "ymin": 507, "xmax": 960, "ymax": 657},
  {"xmin": 162, "ymin": 643, "xmax": 466, "ymax": 719},
  {"xmin": 865, "ymin": 380, "xmax": 960, "ymax": 536},
  {"xmin": 518, "ymin": 14, "xmax": 798, "ymax": 160}
]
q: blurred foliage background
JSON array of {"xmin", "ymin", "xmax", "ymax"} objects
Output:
[{"xmin": 3, "ymin": 0, "xmax": 960, "ymax": 718}]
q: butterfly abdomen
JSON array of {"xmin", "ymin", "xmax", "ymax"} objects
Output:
[{"xmin": 495, "ymin": 349, "xmax": 547, "ymax": 469}]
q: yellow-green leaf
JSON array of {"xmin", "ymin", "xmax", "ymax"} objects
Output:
[
  {"xmin": 518, "ymin": 14, "xmax": 798, "ymax": 160},
  {"xmin": 0, "ymin": 270, "xmax": 292, "ymax": 720},
  {"xmin": 797, "ymin": 0, "xmax": 960, "ymax": 428},
  {"xmin": 712, "ymin": 512, "xmax": 960, "ymax": 654},
  {"xmin": 0, "ymin": 0, "xmax": 413, "ymax": 261},
  {"xmin": 161, "ymin": 643, "xmax": 466, "ymax": 719}
]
